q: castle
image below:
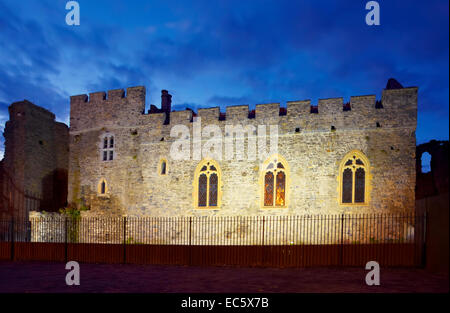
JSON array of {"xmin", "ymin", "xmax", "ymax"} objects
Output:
[
  {"xmin": 64, "ymin": 81, "xmax": 417, "ymax": 217},
  {"xmin": 0, "ymin": 80, "xmax": 418, "ymax": 220}
]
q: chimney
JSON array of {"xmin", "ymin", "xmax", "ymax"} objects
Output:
[
  {"xmin": 161, "ymin": 90, "xmax": 172, "ymax": 124},
  {"xmin": 161, "ymin": 90, "xmax": 172, "ymax": 113}
]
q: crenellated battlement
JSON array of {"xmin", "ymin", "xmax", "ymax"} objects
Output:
[
  {"xmin": 70, "ymin": 86, "xmax": 146, "ymax": 131},
  {"xmin": 70, "ymin": 86, "xmax": 145, "ymax": 104},
  {"xmin": 69, "ymin": 85, "xmax": 417, "ymax": 133}
]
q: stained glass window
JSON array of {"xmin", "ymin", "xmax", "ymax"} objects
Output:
[
  {"xmin": 342, "ymin": 168, "xmax": 353, "ymax": 203},
  {"xmin": 263, "ymin": 156, "xmax": 288, "ymax": 207},
  {"xmin": 198, "ymin": 174, "xmax": 208, "ymax": 207},
  {"xmin": 275, "ymin": 171, "xmax": 285, "ymax": 206},
  {"xmin": 264, "ymin": 172, "xmax": 274, "ymax": 206},
  {"xmin": 209, "ymin": 173, "xmax": 218, "ymax": 206},
  {"xmin": 355, "ymin": 168, "xmax": 365, "ymax": 203},
  {"xmin": 195, "ymin": 160, "xmax": 221, "ymax": 208},
  {"xmin": 340, "ymin": 151, "xmax": 369, "ymax": 204}
]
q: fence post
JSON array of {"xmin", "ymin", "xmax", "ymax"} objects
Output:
[
  {"xmin": 188, "ymin": 216, "xmax": 192, "ymax": 265},
  {"xmin": 262, "ymin": 216, "xmax": 265, "ymax": 266},
  {"xmin": 26, "ymin": 220, "xmax": 31, "ymax": 242},
  {"xmin": 123, "ymin": 217, "xmax": 127, "ymax": 264},
  {"xmin": 340, "ymin": 214, "xmax": 344, "ymax": 266},
  {"xmin": 64, "ymin": 217, "xmax": 68, "ymax": 263},
  {"xmin": 262, "ymin": 216, "xmax": 265, "ymax": 246},
  {"xmin": 10, "ymin": 216, "xmax": 14, "ymax": 261}
]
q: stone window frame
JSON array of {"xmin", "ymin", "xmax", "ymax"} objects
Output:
[
  {"xmin": 259, "ymin": 154, "xmax": 291, "ymax": 209},
  {"xmin": 193, "ymin": 158, "xmax": 222, "ymax": 210},
  {"xmin": 99, "ymin": 132, "xmax": 115, "ymax": 162},
  {"xmin": 97, "ymin": 178, "xmax": 109, "ymax": 196},
  {"xmin": 158, "ymin": 158, "xmax": 169, "ymax": 176},
  {"xmin": 337, "ymin": 150, "xmax": 372, "ymax": 206}
]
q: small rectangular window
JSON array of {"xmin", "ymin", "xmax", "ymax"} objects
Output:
[{"xmin": 101, "ymin": 135, "xmax": 115, "ymax": 162}]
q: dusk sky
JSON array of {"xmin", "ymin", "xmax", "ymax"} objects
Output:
[{"xmin": 0, "ymin": 0, "xmax": 448, "ymax": 158}]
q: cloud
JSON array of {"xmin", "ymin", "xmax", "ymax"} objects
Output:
[
  {"xmin": 0, "ymin": 0, "xmax": 447, "ymax": 157},
  {"xmin": 165, "ymin": 20, "xmax": 192, "ymax": 32}
]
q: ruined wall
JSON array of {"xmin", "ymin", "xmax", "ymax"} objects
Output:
[
  {"xmin": 416, "ymin": 140, "xmax": 449, "ymax": 200},
  {"xmin": 68, "ymin": 86, "xmax": 417, "ymax": 217},
  {"xmin": 2, "ymin": 100, "xmax": 69, "ymax": 216}
]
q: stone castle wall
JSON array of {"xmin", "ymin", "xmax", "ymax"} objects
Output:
[
  {"xmin": 68, "ymin": 86, "xmax": 417, "ymax": 217},
  {"xmin": 2, "ymin": 100, "xmax": 69, "ymax": 217}
]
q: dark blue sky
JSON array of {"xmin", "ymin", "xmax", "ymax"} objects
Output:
[{"xmin": 0, "ymin": 0, "xmax": 448, "ymax": 158}]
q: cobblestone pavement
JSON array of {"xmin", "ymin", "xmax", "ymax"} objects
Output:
[{"xmin": 0, "ymin": 261, "xmax": 448, "ymax": 293}]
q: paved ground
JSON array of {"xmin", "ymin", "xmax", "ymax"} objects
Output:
[{"xmin": 0, "ymin": 261, "xmax": 448, "ymax": 293}]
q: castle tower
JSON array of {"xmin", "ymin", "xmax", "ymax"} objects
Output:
[{"xmin": 1, "ymin": 100, "xmax": 69, "ymax": 218}]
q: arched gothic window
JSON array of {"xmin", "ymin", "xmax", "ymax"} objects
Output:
[
  {"xmin": 159, "ymin": 158, "xmax": 168, "ymax": 175},
  {"xmin": 339, "ymin": 150, "xmax": 371, "ymax": 205},
  {"xmin": 261, "ymin": 155, "xmax": 289, "ymax": 208},
  {"xmin": 193, "ymin": 159, "xmax": 222, "ymax": 208},
  {"xmin": 98, "ymin": 178, "xmax": 108, "ymax": 195}
]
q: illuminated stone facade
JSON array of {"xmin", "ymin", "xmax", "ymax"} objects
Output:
[{"xmin": 68, "ymin": 85, "xmax": 417, "ymax": 217}]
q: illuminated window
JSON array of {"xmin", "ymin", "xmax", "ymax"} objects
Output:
[
  {"xmin": 339, "ymin": 150, "xmax": 370, "ymax": 205},
  {"xmin": 193, "ymin": 159, "xmax": 222, "ymax": 209},
  {"xmin": 98, "ymin": 178, "xmax": 108, "ymax": 195},
  {"xmin": 261, "ymin": 155, "xmax": 289, "ymax": 208},
  {"xmin": 101, "ymin": 134, "xmax": 115, "ymax": 161}
]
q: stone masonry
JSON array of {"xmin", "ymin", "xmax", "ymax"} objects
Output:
[
  {"xmin": 1, "ymin": 100, "xmax": 69, "ymax": 218},
  {"xmin": 68, "ymin": 84, "xmax": 417, "ymax": 218}
]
